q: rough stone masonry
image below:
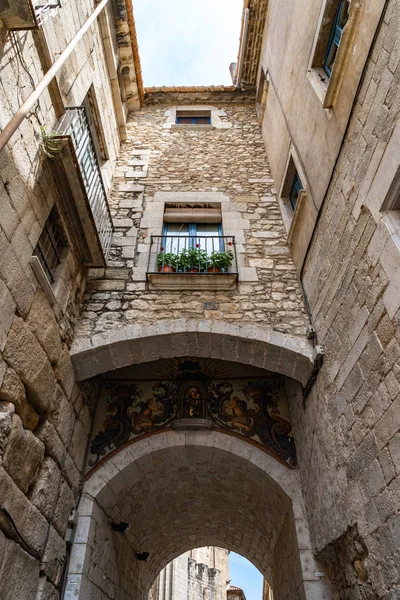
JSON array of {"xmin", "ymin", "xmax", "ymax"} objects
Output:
[{"xmin": 75, "ymin": 102, "xmax": 309, "ymax": 344}]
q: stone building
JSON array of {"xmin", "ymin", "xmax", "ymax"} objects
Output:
[
  {"xmin": 227, "ymin": 586, "xmax": 247, "ymax": 600},
  {"xmin": 0, "ymin": 0, "xmax": 399, "ymax": 599},
  {"xmin": 149, "ymin": 547, "xmax": 230, "ymax": 600}
]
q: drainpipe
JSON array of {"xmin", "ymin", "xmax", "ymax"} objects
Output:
[
  {"xmin": 235, "ymin": 6, "xmax": 250, "ymax": 89},
  {"xmin": 0, "ymin": 0, "xmax": 111, "ymax": 153}
]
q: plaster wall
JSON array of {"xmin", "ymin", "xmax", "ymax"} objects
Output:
[{"xmin": 259, "ymin": 0, "xmax": 386, "ymax": 267}]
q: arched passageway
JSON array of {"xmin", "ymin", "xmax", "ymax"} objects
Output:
[
  {"xmin": 64, "ymin": 431, "xmax": 331, "ymax": 600},
  {"xmin": 70, "ymin": 320, "xmax": 315, "ymax": 385}
]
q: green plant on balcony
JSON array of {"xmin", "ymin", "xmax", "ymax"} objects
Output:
[
  {"xmin": 40, "ymin": 126, "xmax": 62, "ymax": 158},
  {"xmin": 208, "ymin": 248, "xmax": 234, "ymax": 272},
  {"xmin": 179, "ymin": 246, "xmax": 208, "ymax": 272},
  {"xmin": 157, "ymin": 251, "xmax": 178, "ymax": 272}
]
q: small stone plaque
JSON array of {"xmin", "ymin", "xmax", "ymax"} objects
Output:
[{"xmin": 203, "ymin": 302, "xmax": 218, "ymax": 310}]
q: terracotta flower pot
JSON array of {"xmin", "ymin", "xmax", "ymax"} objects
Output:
[
  {"xmin": 158, "ymin": 265, "xmax": 176, "ymax": 273},
  {"xmin": 188, "ymin": 267, "xmax": 199, "ymax": 273},
  {"xmin": 207, "ymin": 266, "xmax": 222, "ymax": 273}
]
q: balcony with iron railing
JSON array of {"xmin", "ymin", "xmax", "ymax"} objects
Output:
[
  {"xmin": 51, "ymin": 107, "xmax": 113, "ymax": 267},
  {"xmin": 32, "ymin": 0, "xmax": 61, "ymax": 26},
  {"xmin": 0, "ymin": 0, "xmax": 61, "ymax": 29},
  {"xmin": 147, "ymin": 236, "xmax": 239, "ymax": 290}
]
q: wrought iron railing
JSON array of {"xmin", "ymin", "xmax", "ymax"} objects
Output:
[
  {"xmin": 56, "ymin": 107, "xmax": 113, "ymax": 260},
  {"xmin": 32, "ymin": 0, "xmax": 61, "ymax": 26},
  {"xmin": 147, "ymin": 236, "xmax": 238, "ymax": 275}
]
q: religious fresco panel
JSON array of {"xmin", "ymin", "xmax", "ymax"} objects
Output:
[{"xmin": 87, "ymin": 360, "xmax": 297, "ymax": 471}]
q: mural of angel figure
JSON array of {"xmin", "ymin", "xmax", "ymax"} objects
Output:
[
  {"xmin": 129, "ymin": 396, "xmax": 165, "ymax": 432},
  {"xmin": 221, "ymin": 396, "xmax": 253, "ymax": 431}
]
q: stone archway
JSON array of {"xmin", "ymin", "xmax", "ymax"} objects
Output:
[
  {"xmin": 70, "ymin": 319, "xmax": 315, "ymax": 384},
  {"xmin": 63, "ymin": 431, "xmax": 331, "ymax": 600}
]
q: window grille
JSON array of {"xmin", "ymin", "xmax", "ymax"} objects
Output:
[{"xmin": 33, "ymin": 206, "xmax": 66, "ymax": 283}]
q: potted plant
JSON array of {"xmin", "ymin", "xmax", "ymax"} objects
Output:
[
  {"xmin": 176, "ymin": 246, "xmax": 208, "ymax": 272},
  {"xmin": 207, "ymin": 249, "xmax": 234, "ymax": 273},
  {"xmin": 157, "ymin": 250, "xmax": 178, "ymax": 272},
  {"xmin": 187, "ymin": 246, "xmax": 208, "ymax": 272},
  {"xmin": 177, "ymin": 248, "xmax": 193, "ymax": 272}
]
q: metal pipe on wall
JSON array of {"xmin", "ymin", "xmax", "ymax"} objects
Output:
[{"xmin": 0, "ymin": 0, "xmax": 111, "ymax": 153}]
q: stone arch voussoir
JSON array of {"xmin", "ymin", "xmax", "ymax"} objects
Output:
[{"xmin": 70, "ymin": 319, "xmax": 315, "ymax": 384}]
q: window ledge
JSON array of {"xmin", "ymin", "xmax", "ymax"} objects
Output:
[
  {"xmin": 170, "ymin": 124, "xmax": 215, "ymax": 131},
  {"xmin": 287, "ymin": 190, "xmax": 309, "ymax": 245},
  {"xmin": 147, "ymin": 272, "xmax": 238, "ymax": 291},
  {"xmin": 30, "ymin": 256, "xmax": 57, "ymax": 305}
]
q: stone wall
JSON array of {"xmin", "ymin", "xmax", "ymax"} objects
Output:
[
  {"xmin": 149, "ymin": 547, "xmax": 229, "ymax": 600},
  {"xmin": 0, "ymin": 2, "xmax": 126, "ymax": 597},
  {"xmin": 287, "ymin": 2, "xmax": 400, "ymax": 598},
  {"xmin": 66, "ymin": 493, "xmax": 137, "ymax": 600},
  {"xmin": 76, "ymin": 103, "xmax": 309, "ymax": 342},
  {"xmin": 188, "ymin": 558, "xmax": 223, "ymax": 600}
]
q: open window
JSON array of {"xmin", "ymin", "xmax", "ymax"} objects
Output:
[
  {"xmin": 322, "ymin": 0, "xmax": 350, "ymax": 77},
  {"xmin": 146, "ymin": 204, "xmax": 238, "ymax": 290},
  {"xmin": 308, "ymin": 0, "xmax": 361, "ymax": 108}
]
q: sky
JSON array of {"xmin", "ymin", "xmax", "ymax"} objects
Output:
[
  {"xmin": 229, "ymin": 552, "xmax": 263, "ymax": 600},
  {"xmin": 134, "ymin": 0, "xmax": 244, "ymax": 87}
]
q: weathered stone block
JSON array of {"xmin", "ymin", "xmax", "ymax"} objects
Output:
[
  {"xmin": 0, "ymin": 367, "xmax": 39, "ymax": 430},
  {"xmin": 0, "ymin": 401, "xmax": 14, "ymax": 460},
  {"xmin": 0, "ymin": 466, "xmax": 48, "ymax": 554},
  {"xmin": 48, "ymin": 385, "xmax": 74, "ymax": 445},
  {"xmin": 26, "ymin": 291, "xmax": 62, "ymax": 365},
  {"xmin": 3, "ymin": 414, "xmax": 44, "ymax": 493},
  {"xmin": 0, "ymin": 531, "xmax": 40, "ymax": 600},
  {"xmin": 3, "ymin": 317, "xmax": 56, "ymax": 414}
]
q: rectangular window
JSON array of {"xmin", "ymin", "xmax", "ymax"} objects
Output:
[
  {"xmin": 163, "ymin": 222, "xmax": 223, "ymax": 255},
  {"xmin": 289, "ymin": 173, "xmax": 304, "ymax": 211},
  {"xmin": 33, "ymin": 206, "xmax": 66, "ymax": 283},
  {"xmin": 175, "ymin": 110, "xmax": 211, "ymax": 125},
  {"xmin": 323, "ymin": 0, "xmax": 349, "ymax": 77}
]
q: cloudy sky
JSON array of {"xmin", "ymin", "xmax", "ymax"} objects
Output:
[
  {"xmin": 229, "ymin": 552, "xmax": 263, "ymax": 600},
  {"xmin": 134, "ymin": 0, "xmax": 244, "ymax": 86}
]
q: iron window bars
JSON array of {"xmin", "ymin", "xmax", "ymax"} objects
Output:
[
  {"xmin": 147, "ymin": 235, "xmax": 238, "ymax": 275},
  {"xmin": 56, "ymin": 107, "xmax": 113, "ymax": 260},
  {"xmin": 33, "ymin": 205, "xmax": 65, "ymax": 283}
]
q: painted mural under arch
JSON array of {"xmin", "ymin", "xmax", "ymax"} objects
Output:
[{"xmin": 87, "ymin": 358, "xmax": 297, "ymax": 472}]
